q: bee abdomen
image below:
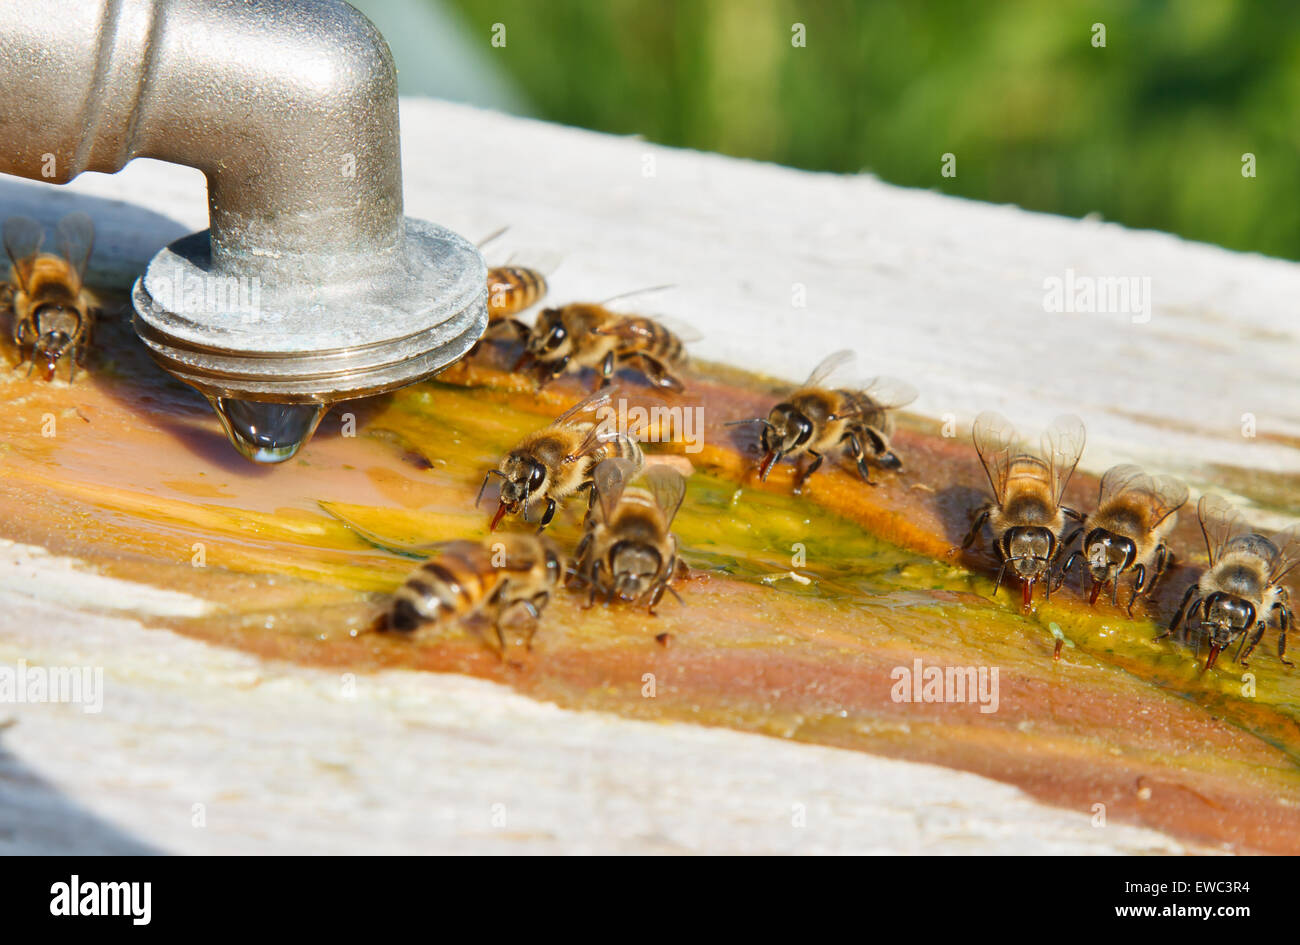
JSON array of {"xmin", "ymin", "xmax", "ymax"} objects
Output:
[
  {"xmin": 487, "ymin": 266, "xmax": 547, "ymax": 320},
  {"xmin": 608, "ymin": 432, "xmax": 645, "ymax": 469},
  {"xmin": 387, "ymin": 548, "xmax": 494, "ymax": 632}
]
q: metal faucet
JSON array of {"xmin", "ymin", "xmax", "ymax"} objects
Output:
[{"xmin": 0, "ymin": 0, "xmax": 486, "ymax": 462}]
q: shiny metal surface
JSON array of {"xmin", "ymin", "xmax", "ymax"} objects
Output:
[{"xmin": 0, "ymin": 0, "xmax": 486, "ymax": 461}]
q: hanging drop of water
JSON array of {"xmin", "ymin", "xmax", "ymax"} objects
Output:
[{"xmin": 208, "ymin": 397, "xmax": 326, "ymax": 464}]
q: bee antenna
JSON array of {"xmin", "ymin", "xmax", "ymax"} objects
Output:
[
  {"xmin": 476, "ymin": 469, "xmax": 505, "ymax": 507},
  {"xmin": 725, "ymin": 417, "xmax": 774, "ymax": 430}
]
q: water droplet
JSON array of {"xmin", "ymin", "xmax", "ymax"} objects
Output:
[{"xmin": 208, "ymin": 397, "xmax": 325, "ymax": 464}]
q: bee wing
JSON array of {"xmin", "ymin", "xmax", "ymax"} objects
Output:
[
  {"xmin": 55, "ymin": 212, "xmax": 94, "ymax": 290},
  {"xmin": 1100, "ymin": 466, "xmax": 1187, "ymax": 527},
  {"xmin": 1144, "ymin": 474, "xmax": 1190, "ymax": 527},
  {"xmin": 854, "ymin": 376, "xmax": 918, "ymax": 412},
  {"xmin": 476, "ymin": 225, "xmax": 510, "ymax": 249},
  {"xmin": 804, "ymin": 349, "xmax": 855, "ymax": 388},
  {"xmin": 643, "ymin": 464, "xmax": 688, "ymax": 527},
  {"xmin": 972, "ymin": 410, "xmax": 1019, "ymax": 504},
  {"xmin": 1097, "ymin": 464, "xmax": 1146, "ymax": 506},
  {"xmin": 592, "ymin": 456, "xmax": 637, "ymax": 522},
  {"xmin": 503, "ymin": 250, "xmax": 564, "ymax": 279},
  {"xmin": 1197, "ymin": 494, "xmax": 1249, "ymax": 566},
  {"xmin": 1041, "ymin": 414, "xmax": 1086, "ymax": 506},
  {"xmin": 3, "ymin": 215, "xmax": 44, "ymax": 291},
  {"xmin": 592, "ymin": 312, "xmax": 702, "ymax": 344},
  {"xmin": 1267, "ymin": 523, "xmax": 1300, "ymax": 584},
  {"xmin": 551, "ymin": 386, "xmax": 618, "ymax": 428},
  {"xmin": 597, "ymin": 284, "xmax": 675, "ymax": 307}
]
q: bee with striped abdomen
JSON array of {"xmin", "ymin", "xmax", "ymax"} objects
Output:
[
  {"xmin": 728, "ymin": 350, "xmax": 916, "ymax": 494},
  {"xmin": 962, "ymin": 411, "xmax": 1086, "ymax": 613},
  {"xmin": 479, "ymin": 387, "xmax": 644, "ymax": 531},
  {"xmin": 572, "ymin": 458, "xmax": 687, "ymax": 614},
  {"xmin": 516, "ymin": 293, "xmax": 692, "ymax": 392},
  {"xmin": 3, "ymin": 213, "xmax": 96, "ymax": 382},
  {"xmin": 1159, "ymin": 495, "xmax": 1300, "ymax": 671},
  {"xmin": 486, "ymin": 263, "xmax": 548, "ymax": 336},
  {"xmin": 384, "ymin": 533, "xmax": 566, "ymax": 656},
  {"xmin": 1057, "ymin": 464, "xmax": 1187, "ymax": 614}
]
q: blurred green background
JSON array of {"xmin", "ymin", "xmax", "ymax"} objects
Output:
[{"xmin": 404, "ymin": 0, "xmax": 1299, "ymax": 260}]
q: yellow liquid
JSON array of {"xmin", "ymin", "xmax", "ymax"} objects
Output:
[{"xmin": 2, "ymin": 305, "xmax": 1298, "ymax": 853}]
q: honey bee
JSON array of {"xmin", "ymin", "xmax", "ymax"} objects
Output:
[
  {"xmin": 479, "ymin": 387, "xmax": 643, "ymax": 531},
  {"xmin": 572, "ymin": 458, "xmax": 687, "ymax": 613},
  {"xmin": 485, "ymin": 264, "xmax": 548, "ymax": 338},
  {"xmin": 727, "ymin": 350, "xmax": 916, "ymax": 493},
  {"xmin": 1158, "ymin": 495, "xmax": 1300, "ymax": 671},
  {"xmin": 384, "ymin": 533, "xmax": 566, "ymax": 656},
  {"xmin": 961, "ymin": 411, "xmax": 1086, "ymax": 611},
  {"xmin": 515, "ymin": 291, "xmax": 691, "ymax": 392},
  {"xmin": 1056, "ymin": 464, "xmax": 1187, "ymax": 613},
  {"xmin": 3, "ymin": 213, "xmax": 96, "ymax": 382}
]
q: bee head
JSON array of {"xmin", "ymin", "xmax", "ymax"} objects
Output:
[
  {"xmin": 1003, "ymin": 526, "xmax": 1053, "ymax": 581},
  {"xmin": 757, "ymin": 404, "xmax": 812, "ymax": 479},
  {"xmin": 499, "ymin": 454, "xmax": 547, "ymax": 512},
  {"xmin": 1084, "ymin": 528, "xmax": 1135, "ymax": 585},
  {"xmin": 1203, "ymin": 591, "xmax": 1255, "ymax": 643},
  {"xmin": 609, "ymin": 540, "xmax": 662, "ymax": 602},
  {"xmin": 527, "ymin": 308, "xmax": 570, "ymax": 358},
  {"xmin": 32, "ymin": 304, "xmax": 79, "ymax": 358}
]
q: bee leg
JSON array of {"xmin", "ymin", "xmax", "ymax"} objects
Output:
[
  {"xmin": 1279, "ymin": 604, "xmax": 1294, "ymax": 667},
  {"xmin": 599, "ymin": 350, "xmax": 616, "ymax": 389},
  {"xmin": 840, "ymin": 432, "xmax": 875, "ymax": 486},
  {"xmin": 583, "ymin": 564, "xmax": 600, "ymax": 608},
  {"xmin": 636, "ymin": 354, "xmax": 685, "ymax": 393},
  {"xmin": 571, "ymin": 534, "xmax": 592, "ymax": 586},
  {"xmin": 1158, "ymin": 584, "xmax": 1199, "ymax": 642},
  {"xmin": 1061, "ymin": 506, "xmax": 1085, "ymax": 523},
  {"xmin": 536, "ymin": 355, "xmax": 569, "ymax": 390},
  {"xmin": 491, "ymin": 618, "xmax": 509, "ymax": 660},
  {"xmin": 646, "ymin": 581, "xmax": 666, "ymax": 616},
  {"xmin": 536, "ymin": 498, "xmax": 557, "ymax": 532},
  {"xmin": 1126, "ymin": 564, "xmax": 1147, "ymax": 617},
  {"xmin": 792, "ymin": 451, "xmax": 823, "ymax": 495},
  {"xmin": 1053, "ymin": 549, "xmax": 1082, "ymax": 593},
  {"xmin": 523, "ymin": 594, "xmax": 548, "ymax": 650},
  {"xmin": 1239, "ymin": 621, "xmax": 1267, "ymax": 666},
  {"xmin": 990, "ymin": 558, "xmax": 1009, "ymax": 600},
  {"xmin": 960, "ymin": 508, "xmax": 990, "ymax": 552}
]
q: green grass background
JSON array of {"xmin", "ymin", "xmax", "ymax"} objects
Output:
[{"xmin": 445, "ymin": 0, "xmax": 1300, "ymax": 260}]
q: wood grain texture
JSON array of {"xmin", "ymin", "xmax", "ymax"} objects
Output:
[{"xmin": 3, "ymin": 98, "xmax": 1294, "ymax": 853}]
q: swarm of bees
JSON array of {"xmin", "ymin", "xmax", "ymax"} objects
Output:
[
  {"xmin": 3, "ymin": 210, "xmax": 1281, "ymax": 682},
  {"xmin": 2, "ymin": 213, "xmax": 97, "ymax": 381},
  {"xmin": 384, "ymin": 407, "xmax": 685, "ymax": 655}
]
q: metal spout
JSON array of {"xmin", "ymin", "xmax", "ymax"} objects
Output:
[{"xmin": 0, "ymin": 0, "xmax": 487, "ymax": 463}]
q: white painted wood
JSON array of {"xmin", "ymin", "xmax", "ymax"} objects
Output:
[
  {"xmin": 0, "ymin": 543, "xmax": 1186, "ymax": 854},
  {"xmin": 5, "ymin": 98, "xmax": 1281, "ymax": 853}
]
